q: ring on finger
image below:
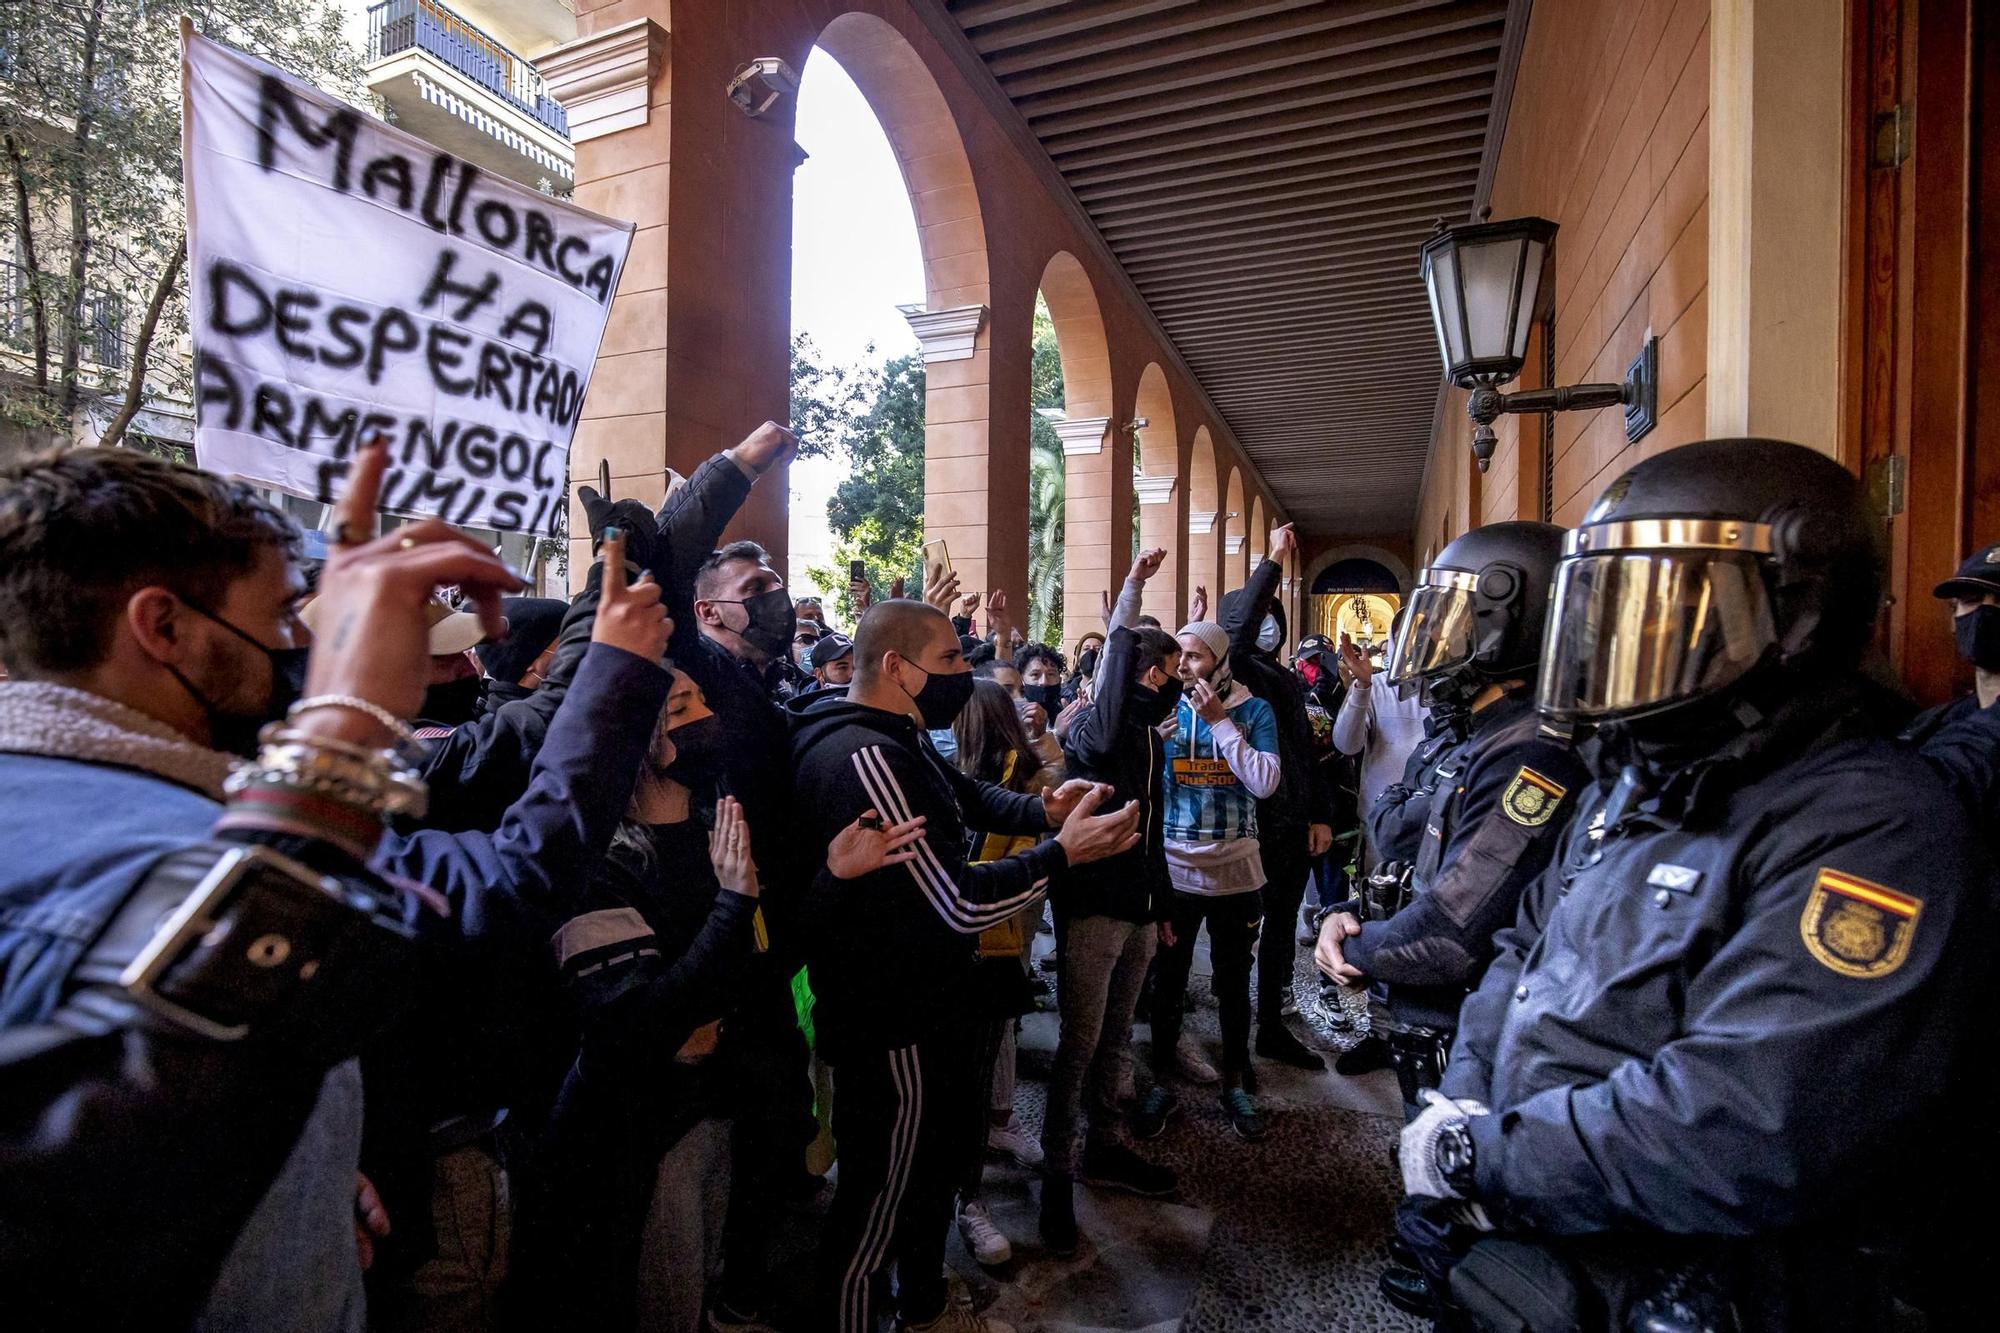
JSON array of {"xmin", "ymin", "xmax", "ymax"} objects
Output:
[{"xmin": 397, "ymin": 536, "xmax": 418, "ymax": 550}]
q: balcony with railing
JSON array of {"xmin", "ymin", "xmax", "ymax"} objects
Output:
[{"xmin": 367, "ymin": 0, "xmax": 570, "ymax": 141}]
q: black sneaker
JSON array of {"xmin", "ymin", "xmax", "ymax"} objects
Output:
[
  {"xmin": 1039, "ymin": 1177, "xmax": 1079, "ymax": 1259},
  {"xmin": 1081, "ymin": 1140, "xmax": 1178, "ymax": 1199},
  {"xmin": 1257, "ymin": 1023, "xmax": 1326, "ymax": 1070},
  {"xmin": 1220, "ymin": 1087, "xmax": 1266, "ymax": 1142},
  {"xmin": 1129, "ymin": 1086, "xmax": 1177, "ymax": 1140}
]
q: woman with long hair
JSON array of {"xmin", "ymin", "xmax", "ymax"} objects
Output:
[{"xmin": 945, "ymin": 679, "xmax": 1055, "ymax": 1267}]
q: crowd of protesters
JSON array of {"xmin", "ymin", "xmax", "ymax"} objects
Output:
[{"xmin": 1, "ymin": 424, "xmax": 1996, "ymax": 1333}]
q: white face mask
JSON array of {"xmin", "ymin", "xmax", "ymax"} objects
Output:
[{"xmin": 1256, "ymin": 615, "xmax": 1282, "ymax": 653}]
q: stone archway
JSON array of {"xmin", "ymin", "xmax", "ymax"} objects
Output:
[
  {"xmin": 1133, "ymin": 363, "xmax": 1183, "ymax": 624},
  {"xmin": 812, "ymin": 14, "xmax": 1015, "ymax": 600},
  {"xmin": 1036, "ymin": 251, "xmax": 1122, "ymax": 652}
]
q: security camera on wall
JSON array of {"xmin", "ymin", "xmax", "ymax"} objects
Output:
[{"xmin": 727, "ymin": 58, "xmax": 800, "ymax": 117}]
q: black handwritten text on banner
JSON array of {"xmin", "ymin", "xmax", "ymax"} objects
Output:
[{"xmin": 182, "ymin": 28, "xmax": 632, "ymax": 536}]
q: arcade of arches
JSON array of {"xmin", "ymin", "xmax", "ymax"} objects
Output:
[
  {"xmin": 551, "ymin": 0, "xmax": 1993, "ymax": 711},
  {"xmin": 556, "ymin": 0, "xmax": 1300, "ymax": 654}
]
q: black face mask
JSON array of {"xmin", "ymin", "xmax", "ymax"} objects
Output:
[
  {"xmin": 421, "ymin": 674, "xmax": 487, "ymax": 727},
  {"xmin": 1021, "ymin": 682, "xmax": 1064, "ymax": 713},
  {"xmin": 723, "ymin": 587, "xmax": 797, "ymax": 661},
  {"xmin": 168, "ymin": 603, "xmax": 309, "ymax": 758},
  {"xmin": 1076, "ymin": 647, "xmax": 1101, "ymax": 679},
  {"xmin": 902, "ymin": 662, "xmax": 977, "ymax": 730},
  {"xmin": 663, "ymin": 714, "xmax": 725, "ymax": 788},
  {"xmin": 1955, "ymin": 605, "xmax": 2000, "ymax": 671},
  {"xmin": 1128, "ymin": 676, "xmax": 1183, "ymax": 727}
]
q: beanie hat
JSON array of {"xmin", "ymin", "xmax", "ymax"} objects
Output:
[{"xmin": 1177, "ymin": 620, "xmax": 1230, "ymax": 663}]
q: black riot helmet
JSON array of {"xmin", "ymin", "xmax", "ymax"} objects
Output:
[
  {"xmin": 1386, "ymin": 520, "xmax": 1564, "ymax": 710},
  {"xmin": 1537, "ymin": 438, "xmax": 1884, "ymax": 725}
]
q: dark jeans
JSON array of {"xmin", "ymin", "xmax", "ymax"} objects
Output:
[
  {"xmin": 1257, "ymin": 839, "xmax": 1310, "ymax": 1026},
  {"xmin": 1150, "ymin": 890, "xmax": 1262, "ymax": 1083},
  {"xmin": 815, "ymin": 1035, "xmax": 975, "ymax": 1333}
]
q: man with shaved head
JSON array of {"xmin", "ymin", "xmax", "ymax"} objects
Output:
[{"xmin": 790, "ymin": 597, "xmax": 1142, "ymax": 1333}]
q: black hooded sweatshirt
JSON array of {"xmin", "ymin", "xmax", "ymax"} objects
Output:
[
  {"xmin": 1058, "ymin": 625, "xmax": 1170, "ymax": 923},
  {"xmin": 1220, "ymin": 557, "xmax": 1335, "ymax": 845},
  {"xmin": 789, "ymin": 690, "xmax": 1066, "ymax": 1060}
]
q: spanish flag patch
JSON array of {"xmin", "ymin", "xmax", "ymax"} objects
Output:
[
  {"xmin": 1500, "ymin": 766, "xmax": 1567, "ymax": 827},
  {"xmin": 1799, "ymin": 868, "xmax": 1920, "ymax": 979}
]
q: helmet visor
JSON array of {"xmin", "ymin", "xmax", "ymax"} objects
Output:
[
  {"xmin": 1385, "ymin": 573, "xmax": 1478, "ymax": 692},
  {"xmin": 1536, "ymin": 550, "xmax": 1776, "ymax": 721}
]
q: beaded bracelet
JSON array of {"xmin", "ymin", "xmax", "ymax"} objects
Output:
[{"xmin": 287, "ymin": 695, "xmax": 418, "ymax": 749}]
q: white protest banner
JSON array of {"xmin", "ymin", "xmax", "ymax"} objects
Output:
[{"xmin": 181, "ymin": 23, "xmax": 632, "ymax": 536}]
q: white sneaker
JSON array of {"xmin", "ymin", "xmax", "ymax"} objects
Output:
[
  {"xmin": 1175, "ymin": 1035, "xmax": 1221, "ymax": 1085},
  {"xmin": 956, "ymin": 1200, "xmax": 1013, "ymax": 1267},
  {"xmin": 986, "ymin": 1117, "xmax": 1045, "ymax": 1168}
]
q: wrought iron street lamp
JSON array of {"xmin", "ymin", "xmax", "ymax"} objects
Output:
[{"xmin": 1420, "ymin": 216, "xmax": 1657, "ymax": 471}]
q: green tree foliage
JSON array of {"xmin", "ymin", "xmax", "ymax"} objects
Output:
[
  {"xmin": 801, "ymin": 348, "xmax": 925, "ymax": 610},
  {"xmin": 2, "ymin": 0, "xmax": 359, "ymax": 442},
  {"xmin": 790, "ymin": 306, "xmax": 1071, "ymax": 642},
  {"xmin": 1027, "ymin": 299, "xmax": 1064, "ymax": 645}
]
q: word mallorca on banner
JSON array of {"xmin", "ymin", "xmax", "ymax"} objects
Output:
[{"xmin": 180, "ymin": 22, "xmax": 633, "ymax": 536}]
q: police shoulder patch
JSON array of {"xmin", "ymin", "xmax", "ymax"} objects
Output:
[
  {"xmin": 1500, "ymin": 766, "xmax": 1567, "ymax": 827},
  {"xmin": 1799, "ymin": 867, "xmax": 1921, "ymax": 979}
]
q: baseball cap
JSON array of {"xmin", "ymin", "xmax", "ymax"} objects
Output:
[
  {"xmin": 1933, "ymin": 542, "xmax": 2000, "ymax": 601},
  {"xmin": 808, "ymin": 632, "xmax": 855, "ymax": 670},
  {"xmin": 1295, "ymin": 634, "xmax": 1334, "ymax": 660}
]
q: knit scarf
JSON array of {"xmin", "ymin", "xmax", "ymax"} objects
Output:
[{"xmin": 0, "ymin": 680, "xmax": 233, "ymax": 800}]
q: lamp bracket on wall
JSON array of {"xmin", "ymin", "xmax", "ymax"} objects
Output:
[{"xmin": 1463, "ymin": 335, "xmax": 1658, "ymax": 472}]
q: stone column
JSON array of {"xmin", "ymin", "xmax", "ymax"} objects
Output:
[
  {"xmin": 1056, "ymin": 415, "xmax": 1118, "ymax": 648},
  {"xmin": 1134, "ymin": 471, "xmax": 1181, "ymax": 623},
  {"xmin": 1186, "ymin": 508, "xmax": 1218, "ymax": 622},
  {"xmin": 901, "ymin": 303, "xmax": 1014, "ymax": 600},
  {"xmin": 538, "ymin": 15, "xmax": 671, "ymax": 582}
]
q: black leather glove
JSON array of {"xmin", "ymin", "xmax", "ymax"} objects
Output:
[{"xmin": 576, "ymin": 484, "xmax": 664, "ymax": 577}]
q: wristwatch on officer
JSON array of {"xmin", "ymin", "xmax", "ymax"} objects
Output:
[{"xmin": 1433, "ymin": 1117, "xmax": 1478, "ymax": 1197}]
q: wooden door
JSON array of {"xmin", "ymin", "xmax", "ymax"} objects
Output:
[{"xmin": 1844, "ymin": 0, "xmax": 1997, "ymax": 704}]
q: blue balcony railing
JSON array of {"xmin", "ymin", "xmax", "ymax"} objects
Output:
[{"xmin": 367, "ymin": 0, "xmax": 570, "ymax": 139}]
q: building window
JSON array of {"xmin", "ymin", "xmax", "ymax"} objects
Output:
[{"xmin": 85, "ymin": 291, "xmax": 126, "ymax": 372}]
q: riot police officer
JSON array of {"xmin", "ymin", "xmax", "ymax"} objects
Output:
[
  {"xmin": 1315, "ymin": 522, "xmax": 1587, "ymax": 1118},
  {"xmin": 1394, "ymin": 439, "xmax": 1994, "ymax": 1331},
  {"xmin": 1901, "ymin": 541, "xmax": 2000, "ymax": 832}
]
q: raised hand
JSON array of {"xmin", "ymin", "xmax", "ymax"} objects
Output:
[
  {"xmin": 827, "ymin": 809, "xmax": 928, "ymax": 880},
  {"xmin": 958, "ymin": 591, "xmax": 982, "ymax": 619},
  {"xmin": 888, "ymin": 576, "xmax": 907, "ymax": 601},
  {"xmin": 850, "ymin": 576, "xmax": 873, "ymax": 615},
  {"xmin": 591, "ymin": 530, "xmax": 671, "ymax": 659},
  {"xmin": 1338, "ymin": 632, "xmax": 1372, "ymax": 686},
  {"xmin": 1268, "ymin": 522, "xmax": 1297, "ymax": 563},
  {"xmin": 1190, "ymin": 585, "xmax": 1209, "ymax": 621},
  {"xmin": 1052, "ymin": 785, "xmax": 1143, "ymax": 866},
  {"xmin": 708, "ymin": 795, "xmax": 761, "ymax": 898},
  {"xmin": 922, "ymin": 563, "xmax": 961, "ymax": 611},
  {"xmin": 303, "ymin": 441, "xmax": 524, "ymax": 738},
  {"xmin": 729, "ymin": 420, "xmax": 800, "ymax": 476},
  {"xmin": 1129, "ymin": 547, "xmax": 1167, "ymax": 582}
]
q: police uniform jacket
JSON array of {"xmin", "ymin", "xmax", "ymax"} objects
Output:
[
  {"xmin": 1345, "ymin": 689, "xmax": 1586, "ymax": 1029},
  {"xmin": 1440, "ymin": 680, "xmax": 1995, "ymax": 1238},
  {"xmin": 1901, "ymin": 692, "xmax": 2000, "ymax": 836},
  {"xmin": 1363, "ymin": 714, "xmax": 1467, "ymax": 868}
]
